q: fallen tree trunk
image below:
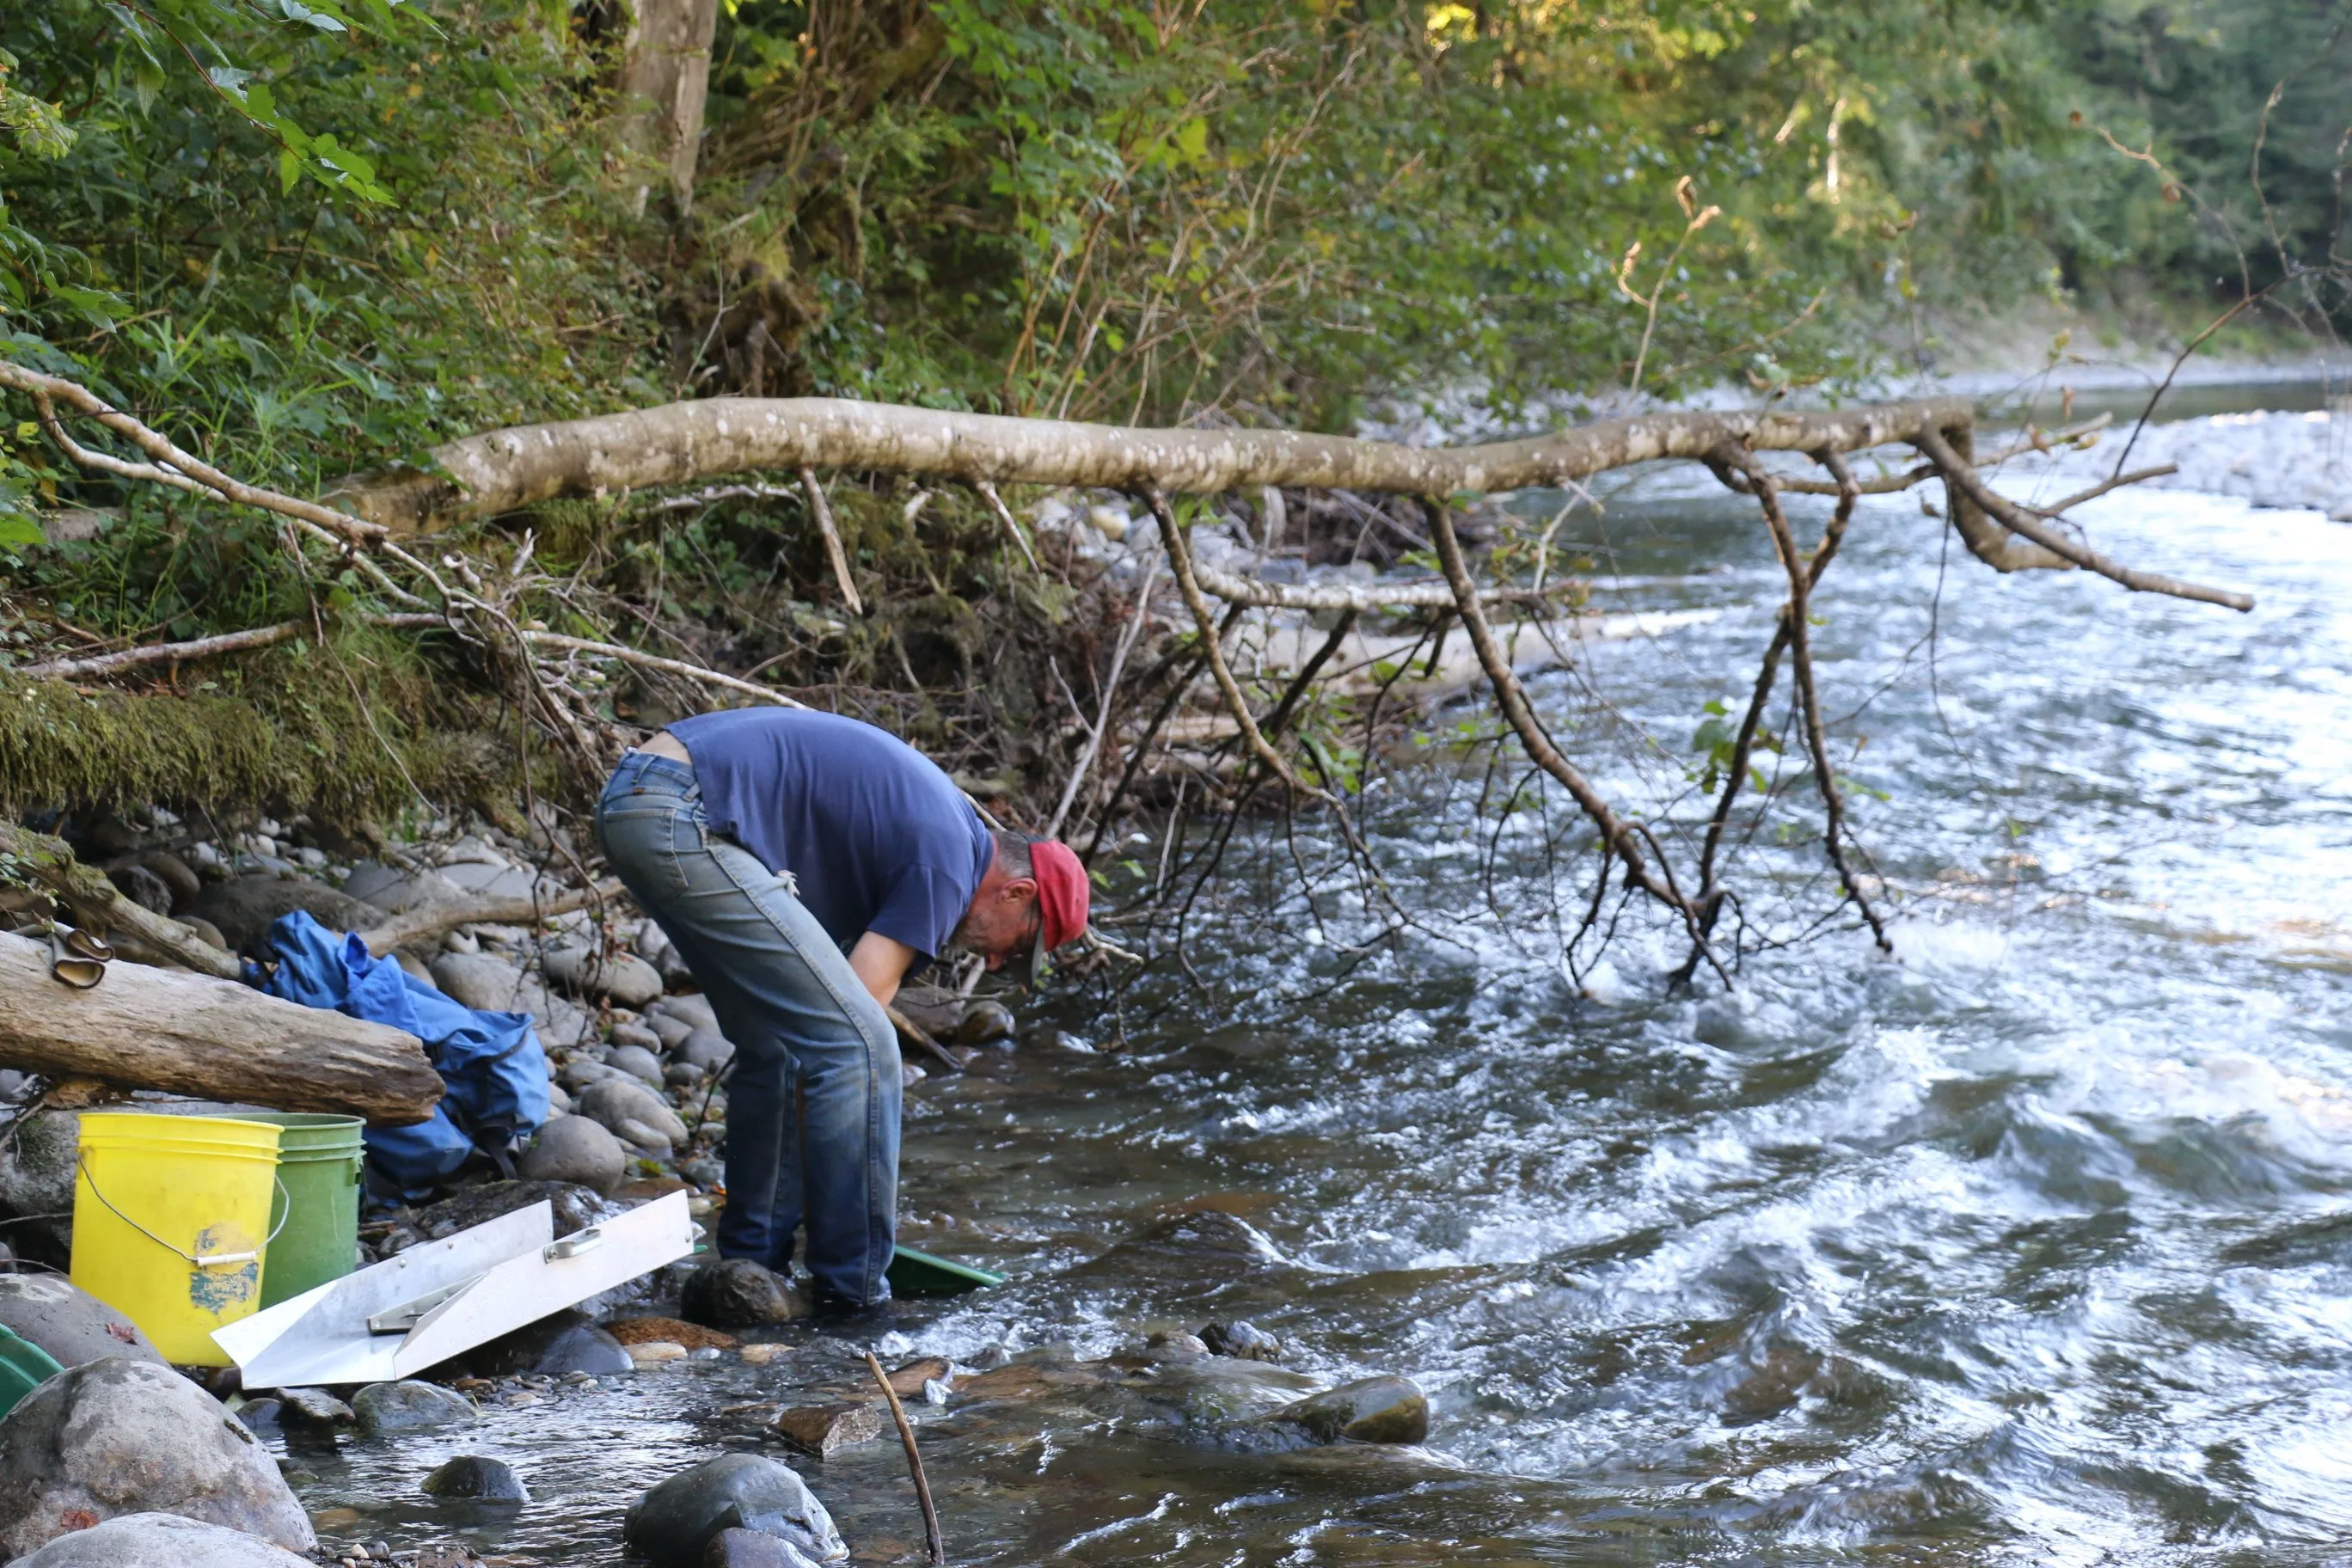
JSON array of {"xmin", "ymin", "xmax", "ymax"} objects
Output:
[
  {"xmin": 329, "ymin": 394, "xmax": 1986, "ymax": 533},
  {"xmin": 0, "ymin": 932, "xmax": 443, "ymax": 1124}
]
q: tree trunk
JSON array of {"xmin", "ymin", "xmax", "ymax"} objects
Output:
[
  {"xmin": 330, "ymin": 395, "xmax": 1983, "ymax": 534},
  {"xmin": 0, "ymin": 934, "xmax": 443, "ymax": 1124},
  {"xmin": 620, "ymin": 0, "xmax": 720, "ymax": 215}
]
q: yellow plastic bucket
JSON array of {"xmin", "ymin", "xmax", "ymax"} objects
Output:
[{"xmin": 70, "ymin": 1112, "xmax": 285, "ymax": 1365}]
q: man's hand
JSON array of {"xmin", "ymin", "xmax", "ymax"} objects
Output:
[{"xmin": 848, "ymin": 930, "xmax": 917, "ymax": 1008}]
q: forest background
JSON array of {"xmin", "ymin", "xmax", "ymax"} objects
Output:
[{"xmin": 0, "ymin": 0, "xmax": 2343, "ymax": 833}]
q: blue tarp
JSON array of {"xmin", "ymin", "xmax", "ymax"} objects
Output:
[{"xmin": 258, "ymin": 911, "xmax": 549, "ymax": 1192}]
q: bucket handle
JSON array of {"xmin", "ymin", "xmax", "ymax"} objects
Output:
[{"xmin": 77, "ymin": 1155, "xmax": 291, "ymax": 1269}]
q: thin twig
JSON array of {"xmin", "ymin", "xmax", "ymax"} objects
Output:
[
  {"xmin": 799, "ymin": 466, "xmax": 865, "ymax": 615},
  {"xmin": 866, "ymin": 1351, "xmax": 946, "ymax": 1565}
]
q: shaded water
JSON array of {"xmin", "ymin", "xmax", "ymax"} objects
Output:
[{"xmin": 297, "ymin": 408, "xmax": 2352, "ymax": 1565}]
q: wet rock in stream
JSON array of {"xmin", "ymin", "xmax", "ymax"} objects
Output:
[
  {"xmin": 1266, "ymin": 1375, "xmax": 1429, "ymax": 1445},
  {"xmin": 682, "ymin": 1259, "xmax": 810, "ymax": 1327},
  {"xmin": 702, "ymin": 1528, "xmax": 827, "ymax": 1568},
  {"xmin": 771, "ymin": 1402, "xmax": 883, "ymax": 1456},
  {"xmin": 1199, "ymin": 1320, "xmax": 1281, "ymax": 1361},
  {"xmin": 420, "ymin": 1455, "xmax": 530, "ymax": 1503},
  {"xmin": 9, "ymin": 1511, "xmax": 315, "ymax": 1567},
  {"xmin": 351, "ymin": 1380, "xmax": 478, "ymax": 1435},
  {"xmin": 622, "ymin": 1454, "xmax": 846, "ymax": 1566},
  {"xmin": 410, "ymin": 1180, "xmax": 610, "ymax": 1241},
  {"xmin": 0, "ymin": 1358, "xmax": 315, "ymax": 1558}
]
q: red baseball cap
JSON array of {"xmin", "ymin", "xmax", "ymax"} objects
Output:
[{"xmin": 1027, "ymin": 838, "xmax": 1089, "ymax": 983}]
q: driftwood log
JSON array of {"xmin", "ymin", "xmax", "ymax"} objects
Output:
[{"xmin": 0, "ymin": 932, "xmax": 442, "ymax": 1124}]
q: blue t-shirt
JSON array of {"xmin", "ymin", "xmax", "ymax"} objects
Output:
[{"xmin": 670, "ymin": 709, "xmax": 994, "ymax": 961}]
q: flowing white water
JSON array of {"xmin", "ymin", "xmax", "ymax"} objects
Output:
[{"xmin": 300, "ymin": 400, "xmax": 2352, "ymax": 1566}]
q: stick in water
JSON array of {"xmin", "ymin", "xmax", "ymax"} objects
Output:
[{"xmin": 866, "ymin": 1350, "xmax": 946, "ymax": 1565}]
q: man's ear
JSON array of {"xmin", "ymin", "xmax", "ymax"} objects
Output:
[{"xmin": 1001, "ymin": 875, "xmax": 1038, "ymax": 904}]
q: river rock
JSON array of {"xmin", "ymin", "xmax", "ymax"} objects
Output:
[
  {"xmin": 0, "ymin": 1357, "xmax": 315, "ymax": 1558},
  {"xmin": 429, "ymin": 952, "xmax": 529, "ymax": 1012},
  {"xmin": 139, "ymin": 851, "xmax": 203, "ymax": 909},
  {"xmin": 346, "ymin": 864, "xmax": 469, "ymax": 916},
  {"xmin": 681, "ymin": 1259, "xmax": 810, "ymax": 1328},
  {"xmin": 0, "ymin": 1108, "xmax": 78, "ymax": 1265},
  {"xmin": 518, "ymin": 1115, "xmax": 627, "ymax": 1194},
  {"xmin": 352, "ymin": 1380, "xmax": 477, "ymax": 1434},
  {"xmin": 532, "ymin": 1325, "xmax": 633, "ymax": 1376},
  {"xmin": 0, "ymin": 1276, "xmax": 167, "ymax": 1369},
  {"xmin": 622, "ymin": 1453, "xmax": 846, "ymax": 1567},
  {"xmin": 9, "ymin": 1511, "xmax": 316, "ymax": 1567},
  {"xmin": 560, "ymin": 1056, "xmax": 624, "ymax": 1093},
  {"xmin": 579, "ymin": 1078, "xmax": 689, "ymax": 1151},
  {"xmin": 952, "ymin": 999, "xmax": 1016, "ymax": 1045},
  {"xmin": 544, "ymin": 945, "xmax": 665, "ymax": 1008},
  {"xmin": 109, "ymin": 863, "xmax": 176, "ymax": 916},
  {"xmin": 422, "ymin": 1455, "xmax": 530, "ymax": 1502},
  {"xmin": 273, "ymin": 1386, "xmax": 354, "ymax": 1429},
  {"xmin": 188, "ymin": 876, "xmax": 378, "ymax": 953},
  {"xmin": 652, "ymin": 994, "xmax": 720, "ymax": 1034},
  {"xmin": 176, "ymin": 915, "xmax": 230, "ymax": 951},
  {"xmin": 1200, "ymin": 1320, "xmax": 1280, "ymax": 1361},
  {"xmin": 612, "ymin": 1020, "xmax": 665, "ymax": 1053},
  {"xmin": 703, "ymin": 1527, "xmax": 826, "ymax": 1568},
  {"xmin": 1271, "ymin": 1375, "xmax": 1428, "ymax": 1444},
  {"xmin": 645, "ymin": 1012, "xmax": 696, "ymax": 1050},
  {"xmin": 771, "ymin": 1402, "xmax": 882, "ymax": 1457},
  {"xmin": 609, "ymin": 1044, "xmax": 667, "ymax": 1087},
  {"xmin": 676, "ymin": 1028, "xmax": 736, "ymax": 1074},
  {"xmin": 413, "ymin": 1180, "xmax": 610, "ymax": 1242}
]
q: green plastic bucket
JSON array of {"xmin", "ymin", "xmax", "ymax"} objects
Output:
[
  {"xmin": 0, "ymin": 1324, "xmax": 64, "ymax": 1419},
  {"xmin": 242, "ymin": 1112, "xmax": 366, "ymax": 1308}
]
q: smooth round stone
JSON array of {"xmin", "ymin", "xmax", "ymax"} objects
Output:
[
  {"xmin": 622, "ymin": 1454, "xmax": 843, "ymax": 1568},
  {"xmin": 681, "ymin": 1259, "xmax": 809, "ymax": 1328},
  {"xmin": 1272, "ymin": 1375, "xmax": 1429, "ymax": 1444},
  {"xmin": 352, "ymin": 1379, "xmax": 478, "ymax": 1435},
  {"xmin": 421, "ymin": 1455, "xmax": 530, "ymax": 1502},
  {"xmin": 608, "ymin": 1044, "xmax": 666, "ymax": 1087}
]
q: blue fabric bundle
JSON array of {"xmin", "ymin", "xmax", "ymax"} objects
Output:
[{"xmin": 258, "ymin": 910, "xmax": 549, "ymax": 1192}]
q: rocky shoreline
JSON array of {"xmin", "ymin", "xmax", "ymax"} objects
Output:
[{"xmin": 0, "ymin": 808, "xmax": 1430, "ymax": 1565}]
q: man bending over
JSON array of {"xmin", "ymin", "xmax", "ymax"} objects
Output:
[{"xmin": 595, "ymin": 708, "xmax": 1088, "ymax": 1308}]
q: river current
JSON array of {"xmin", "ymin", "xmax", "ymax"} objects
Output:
[{"xmin": 300, "ymin": 395, "xmax": 2352, "ymax": 1566}]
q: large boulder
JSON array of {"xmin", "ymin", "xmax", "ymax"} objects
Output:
[
  {"xmin": 543, "ymin": 945, "xmax": 665, "ymax": 1009},
  {"xmin": 517, "ymin": 1116, "xmax": 627, "ymax": 1195},
  {"xmin": 9, "ymin": 1511, "xmax": 315, "ymax": 1567},
  {"xmin": 680, "ymin": 1259, "xmax": 809, "ymax": 1329},
  {"xmin": 187, "ymin": 876, "xmax": 378, "ymax": 953},
  {"xmin": 0, "ymin": 1357, "xmax": 315, "ymax": 1559},
  {"xmin": 0, "ymin": 1273, "xmax": 165, "ymax": 1370},
  {"xmin": 578, "ymin": 1078, "xmax": 689, "ymax": 1152},
  {"xmin": 622, "ymin": 1454, "xmax": 845, "ymax": 1567}
]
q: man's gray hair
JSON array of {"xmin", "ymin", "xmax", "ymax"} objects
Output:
[{"xmin": 991, "ymin": 829, "xmax": 1038, "ymax": 877}]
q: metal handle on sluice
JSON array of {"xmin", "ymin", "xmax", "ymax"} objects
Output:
[{"xmin": 77, "ymin": 1155, "xmax": 291, "ymax": 1268}]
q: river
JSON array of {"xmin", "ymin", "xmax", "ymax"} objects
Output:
[{"xmin": 296, "ymin": 392, "xmax": 2352, "ymax": 1565}]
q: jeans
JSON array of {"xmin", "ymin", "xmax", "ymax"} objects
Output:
[{"xmin": 593, "ymin": 750, "xmax": 899, "ymax": 1306}]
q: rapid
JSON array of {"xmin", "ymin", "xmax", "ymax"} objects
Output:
[{"xmin": 298, "ymin": 388, "xmax": 2352, "ymax": 1566}]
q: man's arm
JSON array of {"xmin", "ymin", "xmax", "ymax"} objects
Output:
[{"xmin": 848, "ymin": 930, "xmax": 918, "ymax": 1008}]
